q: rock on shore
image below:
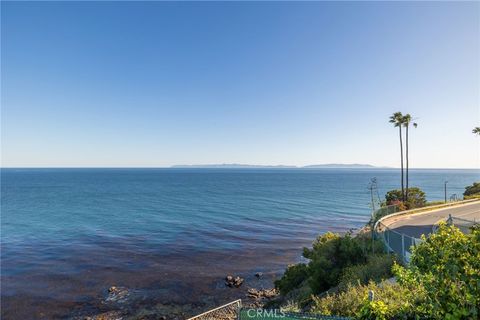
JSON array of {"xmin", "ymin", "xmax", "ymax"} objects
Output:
[
  {"xmin": 225, "ymin": 275, "xmax": 244, "ymax": 288},
  {"xmin": 105, "ymin": 286, "xmax": 130, "ymax": 303}
]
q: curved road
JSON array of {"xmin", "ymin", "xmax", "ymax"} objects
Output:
[{"xmin": 384, "ymin": 200, "xmax": 480, "ymax": 239}]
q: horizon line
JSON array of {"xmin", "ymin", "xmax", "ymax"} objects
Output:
[{"xmin": 1, "ymin": 166, "xmax": 479, "ymax": 170}]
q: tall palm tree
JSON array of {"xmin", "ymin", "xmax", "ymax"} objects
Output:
[
  {"xmin": 390, "ymin": 112, "xmax": 405, "ymax": 201},
  {"xmin": 403, "ymin": 114, "xmax": 417, "ymax": 202},
  {"xmin": 473, "ymin": 127, "xmax": 480, "ymax": 136}
]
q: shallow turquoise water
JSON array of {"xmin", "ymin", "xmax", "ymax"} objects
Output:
[{"xmin": 1, "ymin": 168, "xmax": 478, "ymax": 318}]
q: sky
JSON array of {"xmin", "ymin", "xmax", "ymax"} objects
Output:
[{"xmin": 1, "ymin": 1, "xmax": 479, "ymax": 168}]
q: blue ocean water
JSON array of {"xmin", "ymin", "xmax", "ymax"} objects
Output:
[{"xmin": 1, "ymin": 168, "xmax": 478, "ymax": 318}]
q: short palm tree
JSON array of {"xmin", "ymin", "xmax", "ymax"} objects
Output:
[
  {"xmin": 390, "ymin": 112, "xmax": 405, "ymax": 201},
  {"xmin": 473, "ymin": 127, "xmax": 480, "ymax": 136},
  {"xmin": 402, "ymin": 114, "xmax": 417, "ymax": 202}
]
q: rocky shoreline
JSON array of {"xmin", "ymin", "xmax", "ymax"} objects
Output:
[{"xmin": 77, "ymin": 272, "xmax": 278, "ymax": 320}]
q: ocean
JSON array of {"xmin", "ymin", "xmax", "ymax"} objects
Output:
[{"xmin": 1, "ymin": 168, "xmax": 478, "ymax": 319}]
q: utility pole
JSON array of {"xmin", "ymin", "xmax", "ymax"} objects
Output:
[
  {"xmin": 368, "ymin": 178, "xmax": 379, "ymax": 255},
  {"xmin": 369, "ymin": 183, "xmax": 376, "ymax": 213},
  {"xmin": 444, "ymin": 181, "xmax": 448, "ymax": 203}
]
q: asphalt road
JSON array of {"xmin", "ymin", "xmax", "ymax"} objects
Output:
[{"xmin": 384, "ymin": 201, "xmax": 480, "ymax": 239}]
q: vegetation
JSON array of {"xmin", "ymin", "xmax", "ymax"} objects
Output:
[
  {"xmin": 425, "ymin": 200, "xmax": 445, "ymax": 206},
  {"xmin": 394, "ymin": 223, "xmax": 480, "ymax": 319},
  {"xmin": 274, "ymin": 231, "xmax": 390, "ymax": 296},
  {"xmin": 313, "ymin": 281, "xmax": 424, "ymax": 319},
  {"xmin": 337, "ymin": 255, "xmax": 396, "ymax": 290},
  {"xmin": 473, "ymin": 127, "xmax": 480, "ymax": 136},
  {"xmin": 385, "ymin": 187, "xmax": 426, "ymax": 209},
  {"xmin": 307, "ymin": 223, "xmax": 480, "ymax": 319},
  {"xmin": 463, "ymin": 182, "xmax": 480, "ymax": 197},
  {"xmin": 274, "ymin": 263, "xmax": 309, "ymax": 296},
  {"xmin": 464, "ymin": 194, "xmax": 480, "ymax": 200},
  {"xmin": 274, "ymin": 184, "xmax": 478, "ymax": 319}
]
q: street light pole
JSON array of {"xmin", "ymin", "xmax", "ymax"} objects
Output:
[{"xmin": 444, "ymin": 181, "xmax": 448, "ymax": 203}]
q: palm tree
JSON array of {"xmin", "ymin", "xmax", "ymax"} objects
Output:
[
  {"xmin": 403, "ymin": 114, "xmax": 417, "ymax": 203},
  {"xmin": 390, "ymin": 112, "xmax": 405, "ymax": 201},
  {"xmin": 473, "ymin": 127, "xmax": 480, "ymax": 136}
]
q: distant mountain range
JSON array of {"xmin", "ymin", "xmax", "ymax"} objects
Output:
[{"xmin": 171, "ymin": 163, "xmax": 389, "ymax": 169}]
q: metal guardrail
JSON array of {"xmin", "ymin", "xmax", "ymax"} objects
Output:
[
  {"xmin": 370, "ymin": 204, "xmax": 399, "ymax": 225},
  {"xmin": 375, "ymin": 220, "xmax": 421, "ymax": 264},
  {"xmin": 187, "ymin": 299, "xmax": 242, "ymax": 320},
  {"xmin": 374, "ymin": 201, "xmax": 480, "ymax": 264},
  {"xmin": 374, "ymin": 199, "xmax": 480, "ymax": 229},
  {"xmin": 435, "ymin": 215, "xmax": 479, "ymax": 234}
]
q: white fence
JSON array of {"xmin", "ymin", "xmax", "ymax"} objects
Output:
[{"xmin": 187, "ymin": 299, "xmax": 242, "ymax": 320}]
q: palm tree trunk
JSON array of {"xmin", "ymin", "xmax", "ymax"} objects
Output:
[
  {"xmin": 405, "ymin": 125, "xmax": 409, "ymax": 203},
  {"xmin": 399, "ymin": 126, "xmax": 404, "ymax": 202}
]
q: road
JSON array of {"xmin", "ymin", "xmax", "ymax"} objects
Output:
[{"xmin": 384, "ymin": 200, "xmax": 480, "ymax": 239}]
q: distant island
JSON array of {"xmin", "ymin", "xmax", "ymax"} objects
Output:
[
  {"xmin": 171, "ymin": 163, "xmax": 388, "ymax": 169},
  {"xmin": 303, "ymin": 164, "xmax": 379, "ymax": 168}
]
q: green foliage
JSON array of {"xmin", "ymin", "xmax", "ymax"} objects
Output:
[
  {"xmin": 425, "ymin": 200, "xmax": 445, "ymax": 206},
  {"xmin": 464, "ymin": 194, "xmax": 480, "ymax": 200},
  {"xmin": 385, "ymin": 187, "xmax": 426, "ymax": 209},
  {"xmin": 313, "ymin": 224, "xmax": 480, "ymax": 319},
  {"xmin": 312, "ymin": 281, "xmax": 424, "ymax": 318},
  {"xmin": 274, "ymin": 264, "xmax": 309, "ymax": 295},
  {"xmin": 394, "ymin": 223, "xmax": 480, "ymax": 319},
  {"xmin": 357, "ymin": 299, "xmax": 388, "ymax": 320},
  {"xmin": 338, "ymin": 255, "xmax": 396, "ymax": 290},
  {"xmin": 275, "ymin": 231, "xmax": 389, "ymax": 296},
  {"xmin": 463, "ymin": 182, "xmax": 480, "ymax": 197},
  {"xmin": 303, "ymin": 232, "xmax": 365, "ymax": 294},
  {"xmin": 384, "ymin": 189, "xmax": 403, "ymax": 204}
]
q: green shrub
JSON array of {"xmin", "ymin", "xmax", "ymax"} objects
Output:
[
  {"xmin": 464, "ymin": 194, "xmax": 480, "ymax": 200},
  {"xmin": 338, "ymin": 254, "xmax": 396, "ymax": 290},
  {"xmin": 385, "ymin": 187, "xmax": 426, "ymax": 209},
  {"xmin": 425, "ymin": 200, "xmax": 445, "ymax": 206},
  {"xmin": 274, "ymin": 263, "xmax": 309, "ymax": 295},
  {"xmin": 312, "ymin": 280, "xmax": 424, "ymax": 318},
  {"xmin": 394, "ymin": 223, "xmax": 480, "ymax": 319},
  {"xmin": 464, "ymin": 182, "xmax": 480, "ymax": 197},
  {"xmin": 357, "ymin": 299, "xmax": 389, "ymax": 320},
  {"xmin": 303, "ymin": 232, "xmax": 366, "ymax": 294},
  {"xmin": 314, "ymin": 224, "xmax": 480, "ymax": 319},
  {"xmin": 276, "ymin": 231, "xmax": 388, "ymax": 296}
]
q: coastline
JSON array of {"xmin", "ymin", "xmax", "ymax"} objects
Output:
[{"xmin": 1, "ymin": 237, "xmax": 310, "ymax": 319}]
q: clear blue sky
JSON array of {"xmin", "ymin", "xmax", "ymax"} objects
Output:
[{"xmin": 1, "ymin": 1, "xmax": 479, "ymax": 168}]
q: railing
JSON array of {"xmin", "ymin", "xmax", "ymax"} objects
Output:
[
  {"xmin": 375, "ymin": 220, "xmax": 421, "ymax": 264},
  {"xmin": 433, "ymin": 215, "xmax": 479, "ymax": 234},
  {"xmin": 370, "ymin": 204, "xmax": 399, "ymax": 225},
  {"xmin": 187, "ymin": 299, "xmax": 242, "ymax": 320},
  {"xmin": 374, "ymin": 201, "xmax": 480, "ymax": 264},
  {"xmin": 373, "ymin": 199, "xmax": 479, "ymax": 227}
]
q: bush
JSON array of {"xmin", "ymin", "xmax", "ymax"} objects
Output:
[
  {"xmin": 303, "ymin": 232, "xmax": 366, "ymax": 294},
  {"xmin": 274, "ymin": 263, "xmax": 309, "ymax": 295},
  {"xmin": 385, "ymin": 187, "xmax": 426, "ymax": 209},
  {"xmin": 275, "ymin": 231, "xmax": 389, "ymax": 296},
  {"xmin": 464, "ymin": 194, "xmax": 480, "ymax": 200},
  {"xmin": 425, "ymin": 200, "xmax": 445, "ymax": 206},
  {"xmin": 338, "ymin": 254, "xmax": 396, "ymax": 290},
  {"xmin": 312, "ymin": 280, "xmax": 424, "ymax": 318},
  {"xmin": 464, "ymin": 182, "xmax": 480, "ymax": 197},
  {"xmin": 394, "ymin": 223, "xmax": 480, "ymax": 319}
]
